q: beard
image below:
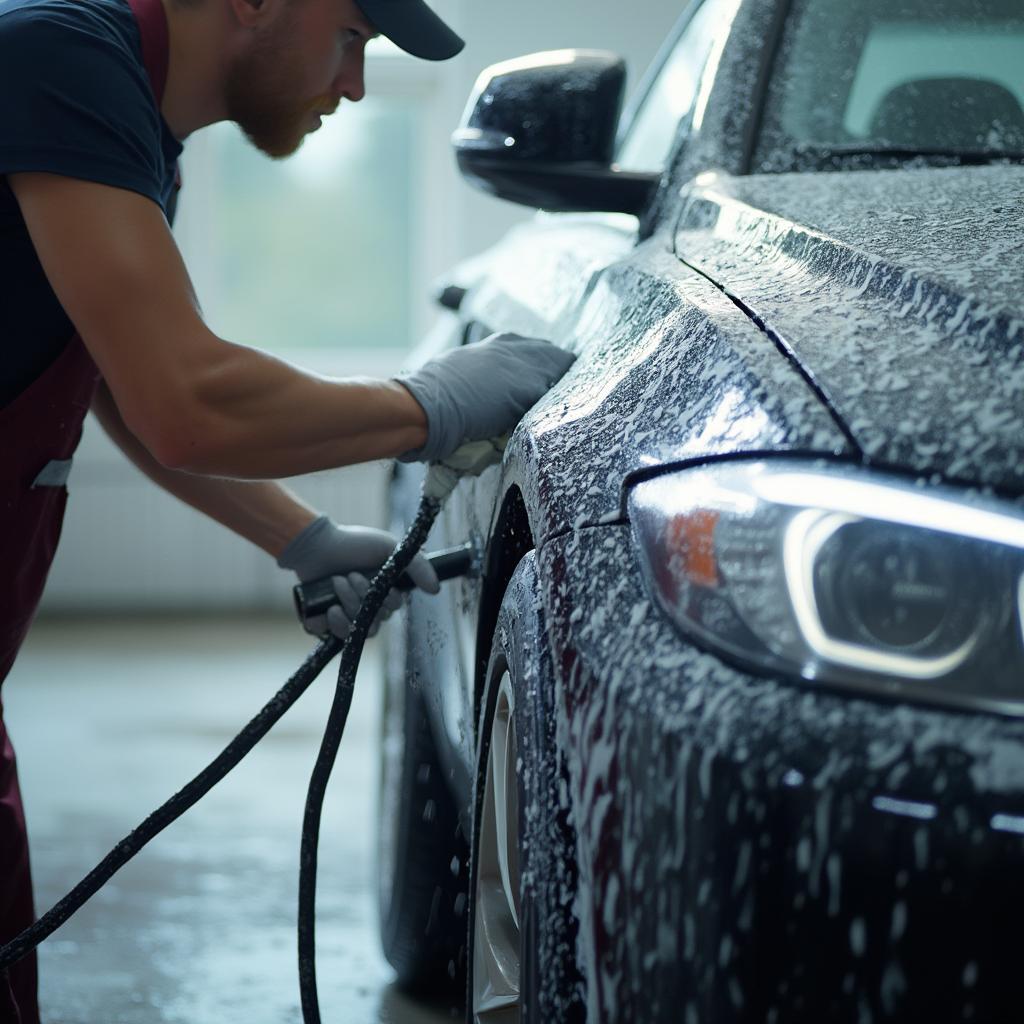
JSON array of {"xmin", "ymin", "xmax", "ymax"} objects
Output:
[{"xmin": 225, "ymin": 23, "xmax": 337, "ymax": 158}]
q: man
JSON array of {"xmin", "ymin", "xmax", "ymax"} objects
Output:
[{"xmin": 0, "ymin": 0, "xmax": 574, "ymax": 1015}]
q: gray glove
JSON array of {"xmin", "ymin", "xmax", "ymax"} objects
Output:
[
  {"xmin": 278, "ymin": 516, "xmax": 440, "ymax": 640},
  {"xmin": 397, "ymin": 332, "xmax": 575, "ymax": 463}
]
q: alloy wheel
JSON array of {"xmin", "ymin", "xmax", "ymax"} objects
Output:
[{"xmin": 472, "ymin": 670, "xmax": 521, "ymax": 1023}]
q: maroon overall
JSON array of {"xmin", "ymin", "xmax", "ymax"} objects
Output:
[{"xmin": 0, "ymin": 0, "xmax": 172, "ymax": 1017}]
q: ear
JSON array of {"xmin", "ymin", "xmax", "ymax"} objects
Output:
[{"xmin": 227, "ymin": 0, "xmax": 271, "ymax": 30}]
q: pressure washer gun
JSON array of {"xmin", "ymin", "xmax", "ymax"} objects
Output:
[{"xmin": 292, "ymin": 435, "xmax": 509, "ymax": 620}]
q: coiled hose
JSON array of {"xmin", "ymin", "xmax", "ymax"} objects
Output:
[{"xmin": 0, "ymin": 482, "xmax": 449, "ymax": 1022}]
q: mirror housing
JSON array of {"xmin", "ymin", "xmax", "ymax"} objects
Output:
[{"xmin": 453, "ymin": 50, "xmax": 658, "ymax": 215}]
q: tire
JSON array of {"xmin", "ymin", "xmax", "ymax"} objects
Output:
[
  {"xmin": 377, "ymin": 603, "xmax": 469, "ymax": 996},
  {"xmin": 466, "ymin": 553, "xmax": 585, "ymax": 1024}
]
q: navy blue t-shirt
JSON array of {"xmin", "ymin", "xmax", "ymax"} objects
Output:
[{"xmin": 0, "ymin": 0, "xmax": 183, "ymax": 407}]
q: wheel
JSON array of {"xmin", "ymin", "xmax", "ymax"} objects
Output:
[
  {"xmin": 377, "ymin": 602, "xmax": 469, "ymax": 995},
  {"xmin": 467, "ymin": 554, "xmax": 585, "ymax": 1023}
]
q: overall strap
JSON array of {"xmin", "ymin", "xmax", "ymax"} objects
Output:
[{"xmin": 126, "ymin": 0, "xmax": 170, "ymax": 106}]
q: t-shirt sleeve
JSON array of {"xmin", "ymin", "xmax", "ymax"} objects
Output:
[{"xmin": 0, "ymin": 4, "xmax": 166, "ymax": 205}]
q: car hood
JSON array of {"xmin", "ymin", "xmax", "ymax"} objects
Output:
[{"xmin": 675, "ymin": 164, "xmax": 1024, "ymax": 492}]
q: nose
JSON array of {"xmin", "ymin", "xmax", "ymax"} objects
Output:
[{"xmin": 335, "ymin": 45, "xmax": 366, "ymax": 103}]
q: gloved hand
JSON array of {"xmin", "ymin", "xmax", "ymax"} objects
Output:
[
  {"xmin": 278, "ymin": 516, "xmax": 440, "ymax": 639},
  {"xmin": 397, "ymin": 332, "xmax": 575, "ymax": 463}
]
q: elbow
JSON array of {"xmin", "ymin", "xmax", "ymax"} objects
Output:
[
  {"xmin": 149, "ymin": 418, "xmax": 232, "ymax": 473},
  {"xmin": 149, "ymin": 433, "xmax": 210, "ymax": 473},
  {"xmin": 136, "ymin": 426, "xmax": 200, "ymax": 473},
  {"xmin": 124, "ymin": 402, "xmax": 223, "ymax": 473}
]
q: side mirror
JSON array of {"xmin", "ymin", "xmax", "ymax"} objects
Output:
[{"xmin": 452, "ymin": 50, "xmax": 658, "ymax": 215}]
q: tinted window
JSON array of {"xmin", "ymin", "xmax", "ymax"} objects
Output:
[
  {"xmin": 755, "ymin": 0, "xmax": 1024, "ymax": 171},
  {"xmin": 617, "ymin": 0, "xmax": 739, "ymax": 172}
]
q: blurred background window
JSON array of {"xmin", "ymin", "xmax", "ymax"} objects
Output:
[{"xmin": 188, "ymin": 101, "xmax": 418, "ymax": 354}]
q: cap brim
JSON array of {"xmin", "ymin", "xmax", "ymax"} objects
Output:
[{"xmin": 354, "ymin": 0, "xmax": 465, "ymax": 61}]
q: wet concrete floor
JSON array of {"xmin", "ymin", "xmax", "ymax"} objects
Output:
[{"xmin": 4, "ymin": 615, "xmax": 458, "ymax": 1024}]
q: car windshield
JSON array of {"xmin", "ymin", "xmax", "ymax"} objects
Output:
[{"xmin": 754, "ymin": 0, "xmax": 1024, "ymax": 172}]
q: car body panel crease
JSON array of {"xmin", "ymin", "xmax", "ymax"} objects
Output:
[{"xmin": 675, "ymin": 166, "xmax": 1024, "ymax": 491}]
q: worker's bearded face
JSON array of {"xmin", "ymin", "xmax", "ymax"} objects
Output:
[{"xmin": 225, "ymin": 15, "xmax": 338, "ymax": 159}]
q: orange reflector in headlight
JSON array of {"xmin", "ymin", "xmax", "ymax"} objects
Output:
[{"xmin": 667, "ymin": 509, "xmax": 720, "ymax": 589}]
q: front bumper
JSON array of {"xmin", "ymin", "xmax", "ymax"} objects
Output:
[{"xmin": 539, "ymin": 523, "xmax": 1024, "ymax": 1024}]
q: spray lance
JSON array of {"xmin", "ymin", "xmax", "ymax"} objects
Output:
[{"xmin": 0, "ymin": 435, "xmax": 508, "ymax": 1024}]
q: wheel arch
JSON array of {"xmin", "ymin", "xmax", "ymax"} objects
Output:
[{"xmin": 472, "ymin": 484, "xmax": 536, "ymax": 737}]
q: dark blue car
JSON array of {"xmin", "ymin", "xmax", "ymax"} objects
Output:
[{"xmin": 376, "ymin": 0, "xmax": 1024, "ymax": 1020}]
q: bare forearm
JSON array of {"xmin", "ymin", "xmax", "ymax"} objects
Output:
[
  {"xmin": 94, "ymin": 381, "xmax": 320, "ymax": 557},
  {"xmin": 130, "ymin": 338, "xmax": 427, "ymax": 478}
]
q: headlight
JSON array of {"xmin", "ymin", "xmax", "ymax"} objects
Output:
[{"xmin": 628, "ymin": 460, "xmax": 1024, "ymax": 715}]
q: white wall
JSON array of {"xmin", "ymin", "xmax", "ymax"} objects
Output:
[{"xmin": 40, "ymin": 0, "xmax": 682, "ymax": 613}]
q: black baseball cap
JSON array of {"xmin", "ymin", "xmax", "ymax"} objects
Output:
[{"xmin": 353, "ymin": 0, "xmax": 464, "ymax": 61}]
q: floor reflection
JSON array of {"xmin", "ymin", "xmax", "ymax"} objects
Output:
[{"xmin": 5, "ymin": 616, "xmax": 455, "ymax": 1024}]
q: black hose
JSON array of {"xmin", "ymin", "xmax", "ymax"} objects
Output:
[
  {"xmin": 0, "ymin": 486, "xmax": 444, "ymax": 1024},
  {"xmin": 0, "ymin": 634, "xmax": 341, "ymax": 973},
  {"xmin": 297, "ymin": 493, "xmax": 442, "ymax": 1023}
]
